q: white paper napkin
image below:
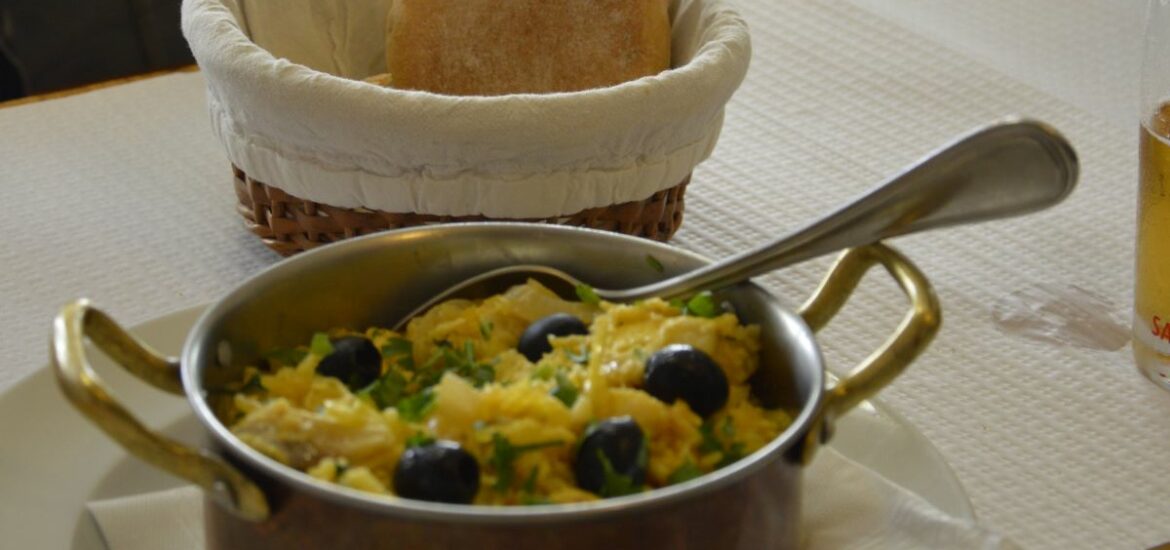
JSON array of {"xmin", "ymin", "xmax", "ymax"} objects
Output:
[
  {"xmin": 802, "ymin": 448, "xmax": 1019, "ymax": 550},
  {"xmin": 87, "ymin": 447, "xmax": 1016, "ymax": 550},
  {"xmin": 88, "ymin": 485, "xmax": 205, "ymax": 550}
]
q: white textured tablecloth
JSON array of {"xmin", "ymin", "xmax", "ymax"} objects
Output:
[{"xmin": 2, "ymin": 1, "xmax": 1168, "ymax": 549}]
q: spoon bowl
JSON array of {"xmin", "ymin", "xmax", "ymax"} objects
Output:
[{"xmin": 394, "ymin": 118, "xmax": 1078, "ymax": 329}]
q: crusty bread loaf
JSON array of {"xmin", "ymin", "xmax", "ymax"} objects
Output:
[
  {"xmin": 363, "ymin": 73, "xmax": 393, "ymax": 87},
  {"xmin": 385, "ymin": 0, "xmax": 671, "ymax": 95}
]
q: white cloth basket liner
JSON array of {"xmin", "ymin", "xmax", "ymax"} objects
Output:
[{"xmin": 181, "ymin": 0, "xmax": 751, "ymax": 217}]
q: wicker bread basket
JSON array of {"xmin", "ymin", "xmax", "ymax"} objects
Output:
[
  {"xmin": 183, "ymin": 0, "xmax": 749, "ymax": 255},
  {"xmin": 234, "ymin": 165, "xmax": 689, "ymax": 256}
]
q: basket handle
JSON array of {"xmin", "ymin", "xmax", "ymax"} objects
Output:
[
  {"xmin": 796, "ymin": 243, "xmax": 941, "ymax": 462},
  {"xmin": 51, "ymin": 300, "xmax": 269, "ymax": 521}
]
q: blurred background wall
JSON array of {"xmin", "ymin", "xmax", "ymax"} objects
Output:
[{"xmin": 0, "ymin": 0, "xmax": 193, "ymax": 100}]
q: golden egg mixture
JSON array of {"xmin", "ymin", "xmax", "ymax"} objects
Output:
[{"xmin": 226, "ymin": 280, "xmax": 791, "ymax": 505}]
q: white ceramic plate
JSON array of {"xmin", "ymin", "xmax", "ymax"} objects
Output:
[{"xmin": 0, "ymin": 305, "xmax": 973, "ymax": 549}]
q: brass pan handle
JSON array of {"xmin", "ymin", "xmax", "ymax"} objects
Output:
[
  {"xmin": 51, "ymin": 300, "xmax": 269, "ymax": 521},
  {"xmin": 797, "ymin": 243, "xmax": 941, "ymax": 461}
]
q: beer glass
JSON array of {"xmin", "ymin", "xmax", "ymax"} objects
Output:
[{"xmin": 1136, "ymin": 0, "xmax": 1170, "ymax": 391}]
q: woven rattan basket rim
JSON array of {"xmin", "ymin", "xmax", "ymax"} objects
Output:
[{"xmin": 232, "ymin": 166, "xmax": 688, "ymax": 256}]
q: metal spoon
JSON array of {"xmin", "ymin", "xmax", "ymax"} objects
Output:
[{"xmin": 394, "ymin": 118, "xmax": 1078, "ymax": 329}]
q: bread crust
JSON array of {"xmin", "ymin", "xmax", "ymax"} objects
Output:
[{"xmin": 386, "ymin": 0, "xmax": 671, "ymax": 95}]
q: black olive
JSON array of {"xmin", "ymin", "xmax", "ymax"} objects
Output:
[
  {"xmin": 517, "ymin": 313, "xmax": 589, "ymax": 362},
  {"xmin": 643, "ymin": 344, "xmax": 729, "ymax": 417},
  {"xmin": 575, "ymin": 417, "xmax": 646, "ymax": 496},
  {"xmin": 317, "ymin": 336, "xmax": 381, "ymax": 390},
  {"xmin": 394, "ymin": 441, "xmax": 480, "ymax": 504}
]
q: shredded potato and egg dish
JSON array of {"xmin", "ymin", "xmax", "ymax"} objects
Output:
[{"xmin": 224, "ymin": 280, "xmax": 791, "ymax": 505}]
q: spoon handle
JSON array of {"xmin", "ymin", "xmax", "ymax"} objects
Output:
[{"xmin": 611, "ymin": 118, "xmax": 1079, "ymax": 302}]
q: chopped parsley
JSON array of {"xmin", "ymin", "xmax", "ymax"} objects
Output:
[
  {"xmin": 519, "ymin": 464, "xmax": 551, "ymax": 504},
  {"xmin": 684, "ymin": 291, "xmax": 719, "ymax": 318},
  {"xmin": 405, "ymin": 432, "xmax": 436, "ymax": 448},
  {"xmin": 263, "ymin": 347, "xmax": 307, "ymax": 366},
  {"xmin": 566, "ymin": 342, "xmax": 589, "ymax": 364},
  {"xmin": 420, "ymin": 345, "xmax": 447, "ymax": 371},
  {"xmin": 489, "ymin": 433, "xmax": 563, "ymax": 491},
  {"xmin": 356, "ymin": 369, "xmax": 407, "ymax": 410},
  {"xmin": 596, "ymin": 451, "xmax": 644, "ymax": 498},
  {"xmin": 699, "ymin": 419, "xmax": 723, "ymax": 453},
  {"xmin": 550, "ymin": 371, "xmax": 579, "ymax": 407},
  {"xmin": 240, "ymin": 373, "xmax": 265, "ymax": 394},
  {"xmin": 717, "ymin": 443, "xmax": 747, "ymax": 468},
  {"xmin": 575, "ymin": 284, "xmax": 601, "ymax": 306},
  {"xmin": 521, "ymin": 465, "xmax": 540, "ymax": 494},
  {"xmin": 396, "ymin": 388, "xmax": 436, "ymax": 422},
  {"xmin": 415, "ymin": 342, "xmax": 456, "ymax": 388},
  {"xmin": 721, "ymin": 416, "xmax": 736, "ymax": 438},
  {"xmin": 205, "ymin": 373, "xmax": 266, "ymax": 396},
  {"xmin": 699, "ymin": 418, "xmax": 746, "ymax": 468},
  {"xmin": 380, "ymin": 338, "xmax": 414, "ymax": 369},
  {"xmin": 670, "ymin": 291, "xmax": 721, "ymax": 318},
  {"xmin": 467, "ymin": 363, "xmax": 497, "ymax": 387},
  {"xmin": 309, "ymin": 332, "xmax": 334, "ymax": 356},
  {"xmin": 531, "ymin": 364, "xmax": 555, "ymax": 381},
  {"xmin": 446, "ymin": 341, "xmax": 495, "ymax": 387},
  {"xmin": 410, "ymin": 340, "xmax": 497, "ymax": 390},
  {"xmin": 412, "ymin": 348, "xmax": 447, "ymax": 389},
  {"xmin": 479, "ymin": 319, "xmax": 494, "ymax": 340},
  {"xmin": 645, "ymin": 254, "xmax": 665, "ymax": 273},
  {"xmin": 667, "ymin": 460, "xmax": 704, "ymax": 485}
]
